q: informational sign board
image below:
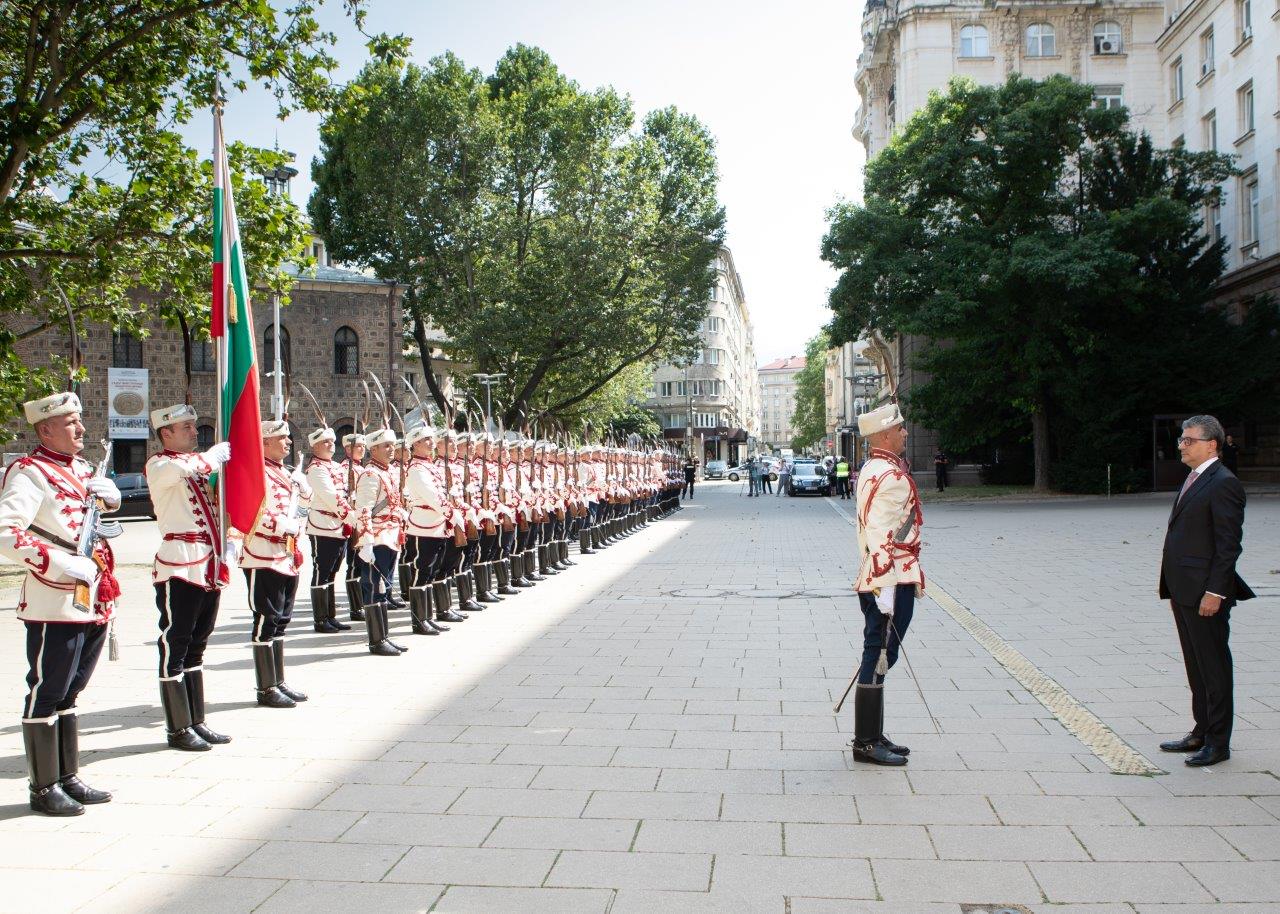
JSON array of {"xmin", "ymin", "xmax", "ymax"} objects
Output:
[{"xmin": 107, "ymin": 367, "xmax": 149, "ymax": 439}]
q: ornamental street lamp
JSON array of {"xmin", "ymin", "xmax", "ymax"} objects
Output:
[{"xmin": 471, "ymin": 372, "xmax": 506, "ymax": 431}]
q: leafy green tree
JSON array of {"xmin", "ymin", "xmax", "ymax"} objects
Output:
[
  {"xmin": 310, "ymin": 46, "xmax": 725, "ymax": 429},
  {"xmin": 822, "ymin": 75, "xmax": 1276, "ymax": 490},
  {"xmin": 0, "ymin": 0, "xmax": 405, "ymax": 429},
  {"xmin": 790, "ymin": 331, "xmax": 828, "ymax": 452}
]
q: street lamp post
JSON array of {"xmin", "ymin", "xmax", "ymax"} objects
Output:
[{"xmin": 471, "ymin": 372, "xmax": 507, "ymax": 431}]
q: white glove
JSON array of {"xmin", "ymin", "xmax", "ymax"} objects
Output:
[
  {"xmin": 277, "ymin": 516, "xmax": 301, "ymax": 537},
  {"xmin": 87, "ymin": 477, "xmax": 120, "ymax": 504},
  {"xmin": 290, "ymin": 469, "xmax": 313, "ymax": 499},
  {"xmin": 358, "ymin": 543, "xmax": 375, "ymax": 563},
  {"xmin": 875, "ymin": 587, "xmax": 895, "ymax": 615},
  {"xmin": 53, "ymin": 552, "xmax": 97, "ymax": 584},
  {"xmin": 222, "ymin": 540, "xmax": 240, "ymax": 566},
  {"xmin": 207, "ymin": 442, "xmax": 232, "ymax": 465}
]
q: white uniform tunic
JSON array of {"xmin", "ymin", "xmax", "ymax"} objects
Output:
[
  {"xmin": 403, "ymin": 457, "xmax": 451, "ymax": 538},
  {"xmin": 147, "ymin": 448, "xmax": 226, "ymax": 590},
  {"xmin": 239, "ymin": 460, "xmax": 303, "ymax": 576},
  {"xmin": 304, "ymin": 457, "xmax": 351, "ymax": 539},
  {"xmin": 854, "ymin": 448, "xmax": 926, "ymax": 594},
  {"xmin": 354, "ymin": 461, "xmax": 404, "ymax": 550},
  {"xmin": 0, "ymin": 446, "xmax": 120, "ymax": 623}
]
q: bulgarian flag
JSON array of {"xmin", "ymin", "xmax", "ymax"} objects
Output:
[{"xmin": 211, "ymin": 107, "xmax": 266, "ymax": 535}]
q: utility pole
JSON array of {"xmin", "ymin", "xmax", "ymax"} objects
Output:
[{"xmin": 471, "ymin": 372, "xmax": 506, "ymax": 431}]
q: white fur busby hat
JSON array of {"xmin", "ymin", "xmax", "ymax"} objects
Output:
[
  {"xmin": 857, "ymin": 403, "xmax": 904, "ymax": 437},
  {"xmin": 261, "ymin": 419, "xmax": 290, "ymax": 439},
  {"xmin": 150, "ymin": 403, "xmax": 197, "ymax": 431},
  {"xmin": 308, "ymin": 427, "xmax": 336, "ymax": 447},
  {"xmin": 25, "ymin": 391, "xmax": 82, "ymax": 425}
]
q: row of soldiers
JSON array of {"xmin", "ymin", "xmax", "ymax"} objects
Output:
[{"xmin": 1, "ymin": 390, "xmax": 686, "ymax": 816}]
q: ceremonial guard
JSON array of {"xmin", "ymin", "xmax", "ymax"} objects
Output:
[
  {"xmin": 470, "ymin": 432, "xmax": 504, "ymax": 602},
  {"xmin": 147, "ymin": 404, "xmax": 233, "ymax": 751},
  {"xmin": 849, "ymin": 404, "xmax": 923, "ymax": 766},
  {"xmin": 339, "ymin": 432, "xmax": 367, "ymax": 621},
  {"xmin": 240, "ymin": 420, "xmax": 310, "ymax": 708},
  {"xmin": 354, "ymin": 427, "xmax": 409, "ymax": 655},
  {"xmin": 402, "ymin": 422, "xmax": 456, "ymax": 636},
  {"xmin": 304, "ymin": 423, "xmax": 353, "ymax": 634},
  {"xmin": 447, "ymin": 431, "xmax": 485, "ymax": 613},
  {"xmin": 1, "ymin": 392, "xmax": 119, "ymax": 815}
]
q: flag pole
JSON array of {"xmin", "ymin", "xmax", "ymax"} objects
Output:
[{"xmin": 213, "ymin": 87, "xmax": 227, "ymax": 579}]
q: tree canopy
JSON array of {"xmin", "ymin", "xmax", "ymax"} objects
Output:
[
  {"xmin": 790, "ymin": 331, "xmax": 828, "ymax": 453},
  {"xmin": 822, "ymin": 75, "xmax": 1280, "ymax": 491},
  {"xmin": 0, "ymin": 0, "xmax": 405, "ymax": 430},
  {"xmin": 310, "ymin": 46, "xmax": 726, "ymax": 429}
]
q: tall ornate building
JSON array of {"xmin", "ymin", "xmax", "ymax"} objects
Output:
[
  {"xmin": 758, "ymin": 356, "xmax": 805, "ymax": 452},
  {"xmin": 852, "ymin": 0, "xmax": 1277, "ymax": 480},
  {"xmin": 645, "ymin": 247, "xmax": 762, "ymax": 465}
]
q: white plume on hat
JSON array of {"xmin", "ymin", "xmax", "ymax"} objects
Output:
[
  {"xmin": 24, "ymin": 392, "xmax": 82, "ymax": 425},
  {"xmin": 857, "ymin": 403, "xmax": 904, "ymax": 437},
  {"xmin": 150, "ymin": 403, "xmax": 196, "ymax": 430}
]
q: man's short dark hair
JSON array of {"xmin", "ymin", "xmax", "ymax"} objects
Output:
[{"xmin": 1183, "ymin": 415, "xmax": 1225, "ymax": 454}]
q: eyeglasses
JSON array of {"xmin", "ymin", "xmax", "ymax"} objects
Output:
[{"xmin": 1177, "ymin": 436, "xmax": 1212, "ymax": 445}]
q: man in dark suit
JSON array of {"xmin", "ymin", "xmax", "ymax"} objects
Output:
[{"xmin": 1158, "ymin": 415, "xmax": 1254, "ymax": 766}]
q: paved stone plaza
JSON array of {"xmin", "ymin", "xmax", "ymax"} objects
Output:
[{"xmin": 1, "ymin": 482, "xmax": 1278, "ymax": 913}]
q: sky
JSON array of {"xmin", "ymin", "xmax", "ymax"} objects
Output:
[{"xmin": 196, "ymin": 0, "xmax": 866, "ymax": 366}]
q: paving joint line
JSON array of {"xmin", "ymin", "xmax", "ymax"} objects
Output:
[{"xmin": 823, "ymin": 496, "xmax": 1164, "ymax": 776}]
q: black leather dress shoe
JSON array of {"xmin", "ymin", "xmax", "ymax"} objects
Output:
[
  {"xmin": 850, "ymin": 739, "xmax": 907, "ymax": 766},
  {"xmin": 879, "ymin": 735, "xmax": 910, "ymax": 756},
  {"xmin": 1159, "ymin": 733, "xmax": 1205, "ymax": 753},
  {"xmin": 1184, "ymin": 745, "xmax": 1230, "ymax": 767}
]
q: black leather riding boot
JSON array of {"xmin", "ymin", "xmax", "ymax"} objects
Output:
[
  {"xmin": 327, "ymin": 583, "xmax": 350, "ymax": 630},
  {"xmin": 57, "ymin": 713, "xmax": 112, "ymax": 803},
  {"xmin": 346, "ymin": 576, "xmax": 365, "ymax": 621},
  {"xmin": 851, "ymin": 685, "xmax": 905, "ymax": 766},
  {"xmin": 494, "ymin": 559, "xmax": 519, "ymax": 595},
  {"xmin": 24, "ymin": 721, "xmax": 82, "ymax": 816},
  {"xmin": 253, "ymin": 643, "xmax": 296, "ymax": 707},
  {"xmin": 380, "ymin": 602, "xmax": 408, "ymax": 653},
  {"xmin": 185, "ymin": 669, "xmax": 231, "ymax": 745},
  {"xmin": 434, "ymin": 580, "xmax": 465, "ymax": 624},
  {"xmin": 272, "ymin": 640, "xmax": 308, "ymax": 702},
  {"xmin": 161, "ymin": 678, "xmax": 212, "ymax": 749},
  {"xmin": 579, "ymin": 528, "xmax": 596, "ymax": 556},
  {"xmin": 475, "ymin": 563, "xmax": 501, "ymax": 602}
]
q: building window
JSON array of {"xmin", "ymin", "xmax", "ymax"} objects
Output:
[
  {"xmin": 1237, "ymin": 81, "xmax": 1254, "ymax": 136},
  {"xmin": 1207, "ymin": 197, "xmax": 1223, "ymax": 244},
  {"xmin": 1171, "ymin": 59, "xmax": 1184, "ymax": 105},
  {"xmin": 1093, "ymin": 21, "xmax": 1122, "ymax": 54},
  {"xmin": 334, "ymin": 326, "xmax": 359, "ymax": 375},
  {"xmin": 334, "ymin": 422, "xmax": 354, "ymax": 459},
  {"xmin": 658, "ymin": 381, "xmax": 672, "ymax": 397},
  {"xmin": 1235, "ymin": 0, "xmax": 1252, "ymax": 43},
  {"xmin": 959, "ymin": 24, "xmax": 989, "ymax": 57},
  {"xmin": 1203, "ymin": 111, "xmax": 1218, "ymax": 151},
  {"xmin": 111, "ymin": 331, "xmax": 143, "ymax": 368},
  {"xmin": 197, "ymin": 424, "xmax": 215, "ymax": 450},
  {"xmin": 1241, "ymin": 173, "xmax": 1260, "ymax": 246},
  {"xmin": 191, "ymin": 338, "xmax": 216, "ymax": 373},
  {"xmin": 1026, "ymin": 23, "xmax": 1056, "ymax": 57},
  {"xmin": 1200, "ymin": 28, "xmax": 1215, "ymax": 78},
  {"xmin": 263, "ymin": 324, "xmax": 291, "ymax": 374},
  {"xmin": 1094, "ymin": 86, "xmax": 1124, "ymax": 110}
]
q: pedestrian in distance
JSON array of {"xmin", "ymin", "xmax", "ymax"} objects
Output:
[
  {"xmin": 682, "ymin": 458, "xmax": 696, "ymax": 500},
  {"xmin": 760, "ymin": 459, "xmax": 773, "ymax": 494},
  {"xmin": 777, "ymin": 458, "xmax": 791, "ymax": 496},
  {"xmin": 1222, "ymin": 434, "xmax": 1239, "ymax": 474},
  {"xmin": 835, "ymin": 456, "xmax": 851, "ymax": 499},
  {"xmin": 1158, "ymin": 415, "xmax": 1253, "ymax": 767},
  {"xmin": 747, "ymin": 456, "xmax": 760, "ymax": 496},
  {"xmin": 826, "ymin": 459, "xmax": 838, "ymax": 497},
  {"xmin": 848, "ymin": 403, "xmax": 922, "ymax": 767},
  {"xmin": 933, "ymin": 447, "xmax": 949, "ymax": 492}
]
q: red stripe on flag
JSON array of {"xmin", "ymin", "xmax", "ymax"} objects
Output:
[{"xmin": 225, "ymin": 369, "xmax": 266, "ymax": 533}]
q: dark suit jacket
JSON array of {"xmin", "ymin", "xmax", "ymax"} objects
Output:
[{"xmin": 1159, "ymin": 459, "xmax": 1255, "ymax": 606}]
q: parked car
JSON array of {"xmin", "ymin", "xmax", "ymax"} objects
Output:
[
  {"xmin": 112, "ymin": 472, "xmax": 155, "ymax": 519},
  {"xmin": 726, "ymin": 462, "xmax": 779, "ymax": 482},
  {"xmin": 703, "ymin": 460, "xmax": 728, "ymax": 480},
  {"xmin": 787, "ymin": 461, "xmax": 830, "ymax": 496}
]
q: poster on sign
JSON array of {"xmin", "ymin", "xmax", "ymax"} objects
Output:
[{"xmin": 108, "ymin": 367, "xmax": 149, "ymax": 439}]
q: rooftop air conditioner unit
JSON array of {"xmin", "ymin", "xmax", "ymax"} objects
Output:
[{"xmin": 1097, "ymin": 38, "xmax": 1118, "ymax": 53}]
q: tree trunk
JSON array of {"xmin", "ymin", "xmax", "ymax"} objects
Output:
[{"xmin": 1032, "ymin": 409, "xmax": 1051, "ymax": 491}]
